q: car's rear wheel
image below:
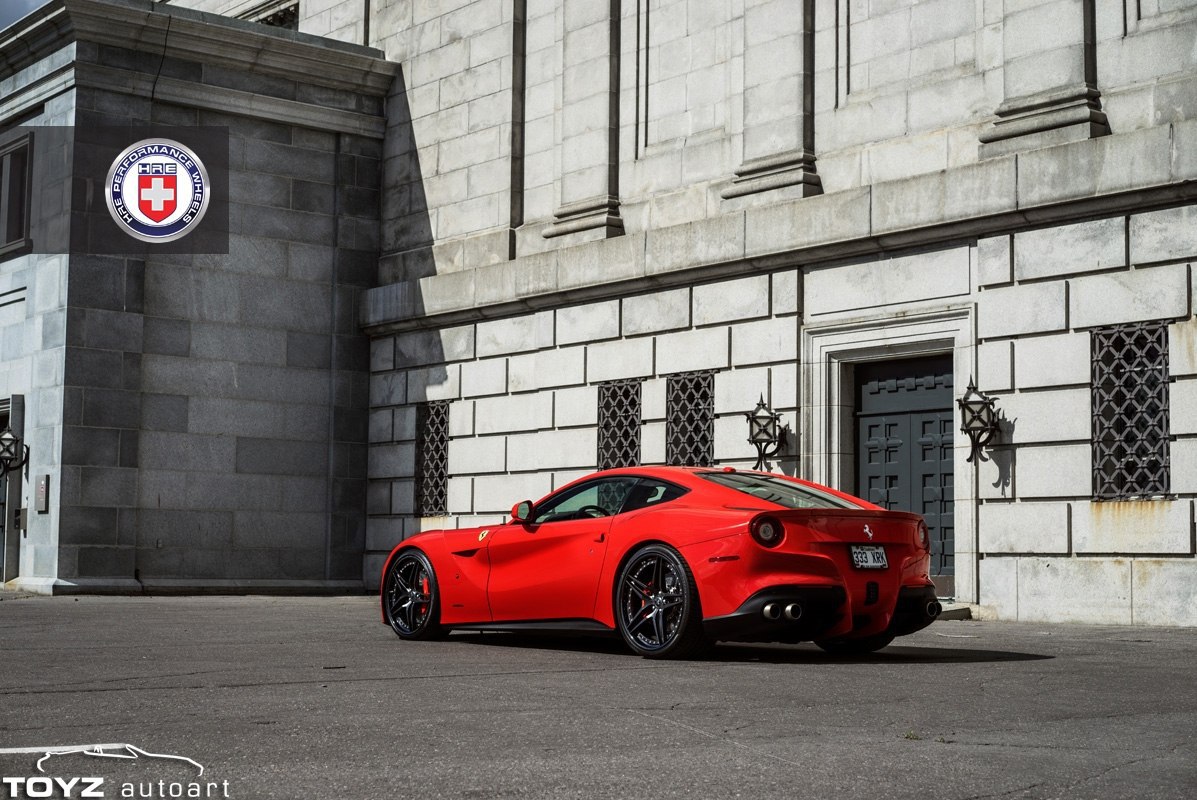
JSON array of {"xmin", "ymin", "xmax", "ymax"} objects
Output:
[
  {"xmin": 383, "ymin": 550, "xmax": 443, "ymax": 640},
  {"xmin": 815, "ymin": 631, "xmax": 895, "ymax": 655},
  {"xmin": 615, "ymin": 544, "xmax": 710, "ymax": 659}
]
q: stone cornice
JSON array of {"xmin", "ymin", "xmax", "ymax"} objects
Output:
[
  {"xmin": 362, "ymin": 121, "xmax": 1197, "ymax": 335},
  {"xmin": 1, "ymin": 0, "xmax": 397, "ymax": 94},
  {"xmin": 75, "ymin": 62, "xmax": 388, "ymax": 138}
]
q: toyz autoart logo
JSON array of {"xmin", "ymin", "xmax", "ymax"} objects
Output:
[{"xmin": 105, "ymin": 139, "xmax": 211, "ymax": 243}]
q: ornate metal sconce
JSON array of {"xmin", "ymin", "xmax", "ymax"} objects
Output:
[
  {"xmin": 957, "ymin": 379, "xmax": 999, "ymax": 463},
  {"xmin": 745, "ymin": 396, "xmax": 787, "ymax": 471},
  {"xmin": 0, "ymin": 427, "xmax": 28, "ymax": 477}
]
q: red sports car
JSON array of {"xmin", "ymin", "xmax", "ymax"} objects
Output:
[{"xmin": 380, "ymin": 466, "xmax": 942, "ymax": 658}]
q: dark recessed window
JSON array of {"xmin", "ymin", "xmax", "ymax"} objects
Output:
[
  {"xmin": 598, "ymin": 379, "xmax": 642, "ymax": 470},
  {"xmin": 414, "ymin": 401, "xmax": 449, "ymax": 516},
  {"xmin": 1092, "ymin": 322, "xmax": 1170, "ymax": 500},
  {"xmin": 0, "ymin": 134, "xmax": 32, "ymax": 259},
  {"xmin": 666, "ymin": 370, "xmax": 715, "ymax": 467}
]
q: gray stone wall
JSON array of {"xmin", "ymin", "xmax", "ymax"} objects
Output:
[{"xmin": 1, "ymin": 0, "xmax": 395, "ymax": 591}]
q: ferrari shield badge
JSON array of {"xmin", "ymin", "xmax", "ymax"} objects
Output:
[
  {"xmin": 478, "ymin": 529, "xmax": 490, "ymax": 542},
  {"xmin": 105, "ymin": 138, "xmax": 211, "ymax": 243}
]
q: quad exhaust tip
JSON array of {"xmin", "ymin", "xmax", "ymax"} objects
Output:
[
  {"xmin": 762, "ymin": 603, "xmax": 782, "ymax": 620},
  {"xmin": 783, "ymin": 603, "xmax": 802, "ymax": 621}
]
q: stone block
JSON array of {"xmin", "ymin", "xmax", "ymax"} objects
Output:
[
  {"xmin": 1069, "ymin": 264, "xmax": 1190, "ymax": 328},
  {"xmin": 693, "ymin": 275, "xmax": 770, "ymax": 326},
  {"xmin": 508, "ymin": 347, "xmax": 587, "ymax": 392},
  {"xmin": 806, "ymin": 246, "xmax": 971, "ymax": 316},
  {"xmin": 1013, "ymin": 332, "xmax": 1090, "ymax": 389},
  {"xmin": 474, "ymin": 392, "xmax": 553, "ymax": 435},
  {"xmin": 977, "ymin": 235, "xmax": 1013, "ymax": 287},
  {"xmin": 622, "ymin": 289, "xmax": 691, "ymax": 336},
  {"xmin": 714, "ymin": 415, "xmax": 756, "ymax": 461},
  {"xmin": 370, "ymin": 373, "xmax": 406, "ymax": 407},
  {"xmin": 642, "ymin": 421, "xmax": 666, "ymax": 464},
  {"xmin": 395, "ymin": 325, "xmax": 475, "ymax": 367},
  {"xmin": 715, "ymin": 367, "xmax": 771, "ymax": 416},
  {"xmin": 998, "ymin": 388, "xmax": 1091, "ymax": 443},
  {"xmin": 460, "ymin": 358, "xmax": 508, "ymax": 398},
  {"xmin": 979, "ymin": 501, "xmax": 1070, "ymax": 553},
  {"xmin": 1017, "ymin": 557, "xmax": 1132, "ymax": 624},
  {"xmin": 646, "ymin": 214, "xmax": 746, "ymax": 276},
  {"xmin": 977, "ymin": 283, "xmax": 1067, "ymax": 339},
  {"xmin": 406, "ymin": 364, "xmax": 462, "ymax": 402},
  {"xmin": 365, "ymin": 517, "xmax": 404, "ymax": 553},
  {"xmin": 557, "ymin": 301, "xmax": 620, "ymax": 345},
  {"xmin": 368, "ymin": 443, "xmax": 417, "ymax": 479},
  {"xmin": 872, "ymin": 158, "xmax": 1014, "ymax": 234},
  {"xmin": 448, "ymin": 400, "xmax": 474, "ymax": 437},
  {"xmin": 1013, "ymin": 218, "xmax": 1127, "ymax": 280},
  {"xmin": 1073, "ymin": 500, "xmax": 1192, "ymax": 554},
  {"xmin": 472, "ymin": 472, "xmax": 554, "ymax": 513},
  {"xmin": 772, "ymin": 270, "xmax": 800, "ymax": 316},
  {"xmin": 978, "ymin": 556, "xmax": 1019, "ymax": 619},
  {"xmin": 1016, "ymin": 444, "xmax": 1091, "ymax": 498},
  {"xmin": 390, "ymin": 480, "xmax": 416, "ymax": 515},
  {"xmin": 368, "ymin": 409, "xmax": 393, "ymax": 444},
  {"xmin": 642, "ymin": 379, "xmax": 667, "ymax": 420},
  {"xmin": 476, "ymin": 311, "xmax": 554, "ymax": 357},
  {"xmin": 555, "ymin": 385, "xmax": 599, "ymax": 428},
  {"xmin": 236, "ymin": 438, "xmax": 328, "ymax": 477},
  {"xmin": 139, "ymin": 432, "xmax": 235, "ymax": 472},
  {"xmin": 588, "ymin": 338, "xmax": 654, "ymax": 383},
  {"xmin": 447, "ymin": 435, "xmax": 506, "ymax": 475},
  {"xmin": 658, "ymin": 327, "xmax": 729, "ymax": 373},
  {"xmin": 507, "ymin": 428, "xmax": 598, "ymax": 471},
  {"xmin": 1132, "ymin": 560, "xmax": 1197, "ymax": 627},
  {"xmin": 1017, "ymin": 126, "xmax": 1172, "ymax": 209},
  {"xmin": 1169, "ymin": 317, "xmax": 1197, "ymax": 377},
  {"xmin": 556, "ymin": 234, "xmax": 647, "ymax": 294},
  {"xmin": 475, "ymin": 252, "xmax": 558, "ymax": 306},
  {"xmin": 978, "ymin": 341, "xmax": 1013, "ymax": 392},
  {"xmin": 1130, "ymin": 205, "xmax": 1197, "ymax": 265},
  {"xmin": 731, "ymin": 318, "xmax": 798, "ymax": 367}
]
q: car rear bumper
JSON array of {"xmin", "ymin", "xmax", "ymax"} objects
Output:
[{"xmin": 702, "ymin": 585, "xmax": 848, "ymax": 643}]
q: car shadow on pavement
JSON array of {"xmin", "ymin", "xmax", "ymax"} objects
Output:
[{"xmin": 445, "ymin": 632, "xmax": 1054, "ymax": 664}]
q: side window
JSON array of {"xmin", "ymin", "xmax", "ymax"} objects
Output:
[
  {"xmin": 532, "ymin": 478, "xmax": 637, "ymax": 523},
  {"xmin": 620, "ymin": 479, "xmax": 689, "ymax": 513},
  {"xmin": 1, "ymin": 133, "xmax": 32, "ymax": 260}
]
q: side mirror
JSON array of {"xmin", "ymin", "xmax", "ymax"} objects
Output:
[{"xmin": 510, "ymin": 500, "xmax": 533, "ymax": 523}]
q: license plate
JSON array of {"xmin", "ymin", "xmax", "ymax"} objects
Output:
[{"xmin": 851, "ymin": 545, "xmax": 887, "ymax": 569}]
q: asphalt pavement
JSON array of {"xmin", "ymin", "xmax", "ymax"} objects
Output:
[{"xmin": 0, "ymin": 593, "xmax": 1194, "ymax": 800}]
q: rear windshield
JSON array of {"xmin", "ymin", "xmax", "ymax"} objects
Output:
[{"xmin": 699, "ymin": 472, "xmax": 863, "ymax": 510}]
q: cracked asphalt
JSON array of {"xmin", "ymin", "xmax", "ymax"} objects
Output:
[{"xmin": 0, "ymin": 594, "xmax": 1194, "ymax": 799}]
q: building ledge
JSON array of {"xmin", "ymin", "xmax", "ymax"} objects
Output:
[{"xmin": 363, "ymin": 121, "xmax": 1197, "ymax": 334}]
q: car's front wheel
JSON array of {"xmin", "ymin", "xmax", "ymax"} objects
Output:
[
  {"xmin": 383, "ymin": 550, "xmax": 443, "ymax": 640},
  {"xmin": 615, "ymin": 544, "xmax": 710, "ymax": 659}
]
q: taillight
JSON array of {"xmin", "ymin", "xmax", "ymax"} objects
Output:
[
  {"xmin": 918, "ymin": 520, "xmax": 929, "ymax": 549},
  {"xmin": 750, "ymin": 515, "xmax": 784, "ymax": 548}
]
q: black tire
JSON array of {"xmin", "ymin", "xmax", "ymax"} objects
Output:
[
  {"xmin": 615, "ymin": 544, "xmax": 710, "ymax": 659},
  {"xmin": 383, "ymin": 550, "xmax": 444, "ymax": 640},
  {"xmin": 815, "ymin": 632, "xmax": 895, "ymax": 655}
]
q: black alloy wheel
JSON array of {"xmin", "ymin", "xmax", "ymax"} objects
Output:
[
  {"xmin": 615, "ymin": 544, "xmax": 710, "ymax": 659},
  {"xmin": 384, "ymin": 550, "xmax": 443, "ymax": 640}
]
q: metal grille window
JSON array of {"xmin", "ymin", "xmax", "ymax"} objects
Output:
[
  {"xmin": 598, "ymin": 380, "xmax": 643, "ymax": 470},
  {"xmin": 666, "ymin": 370, "xmax": 715, "ymax": 467},
  {"xmin": 0, "ymin": 134, "xmax": 32, "ymax": 259},
  {"xmin": 414, "ymin": 401, "xmax": 449, "ymax": 516},
  {"xmin": 1092, "ymin": 322, "xmax": 1170, "ymax": 500}
]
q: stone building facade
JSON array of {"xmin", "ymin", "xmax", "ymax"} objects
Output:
[{"xmin": 3, "ymin": 0, "xmax": 1196, "ymax": 625}]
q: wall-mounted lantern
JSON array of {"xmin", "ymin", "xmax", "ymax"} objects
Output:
[
  {"xmin": 0, "ymin": 427, "xmax": 28, "ymax": 477},
  {"xmin": 957, "ymin": 379, "xmax": 999, "ymax": 463},
  {"xmin": 745, "ymin": 396, "xmax": 787, "ymax": 471}
]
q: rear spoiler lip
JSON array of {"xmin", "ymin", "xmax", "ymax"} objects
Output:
[{"xmin": 753, "ymin": 508, "xmax": 925, "ymax": 524}]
